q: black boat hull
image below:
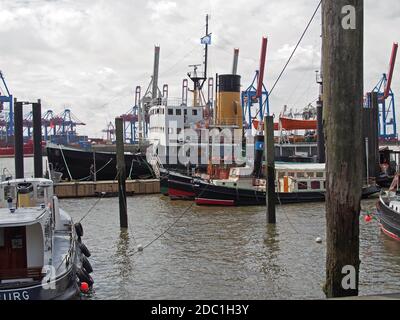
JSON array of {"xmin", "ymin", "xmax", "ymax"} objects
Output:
[
  {"xmin": 194, "ymin": 180, "xmax": 381, "ymax": 206},
  {"xmin": 376, "ymin": 196, "xmax": 400, "ymax": 241},
  {"xmin": 168, "ymin": 171, "xmax": 195, "ymax": 200},
  {"xmin": 47, "ymin": 145, "xmax": 154, "ymax": 181}
]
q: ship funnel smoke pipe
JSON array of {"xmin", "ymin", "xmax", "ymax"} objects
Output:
[
  {"xmin": 152, "ymin": 46, "xmax": 160, "ymax": 100},
  {"xmin": 14, "ymin": 100, "xmax": 24, "ymax": 179},
  {"xmin": 216, "ymin": 74, "xmax": 243, "ymax": 128},
  {"xmin": 252, "ymin": 134, "xmax": 264, "ymax": 178},
  {"xmin": 232, "ymin": 48, "xmax": 239, "ymax": 75},
  {"xmin": 33, "ymin": 100, "xmax": 43, "ymax": 178}
]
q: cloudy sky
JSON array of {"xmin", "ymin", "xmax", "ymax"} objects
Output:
[{"xmin": 0, "ymin": 0, "xmax": 399, "ymax": 138}]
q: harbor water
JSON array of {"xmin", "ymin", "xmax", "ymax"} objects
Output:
[
  {"xmin": 64, "ymin": 196, "xmax": 400, "ymax": 300},
  {"xmin": 3, "ymin": 158, "xmax": 400, "ymax": 299}
]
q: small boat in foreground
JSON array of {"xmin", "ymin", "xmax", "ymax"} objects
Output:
[
  {"xmin": 0, "ymin": 178, "xmax": 93, "ymax": 300},
  {"xmin": 376, "ymin": 174, "xmax": 400, "ymax": 241}
]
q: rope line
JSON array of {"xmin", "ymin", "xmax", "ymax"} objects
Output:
[
  {"xmin": 59, "ymin": 145, "xmax": 73, "ymax": 181},
  {"xmin": 129, "ymin": 176, "xmax": 210, "ymax": 256}
]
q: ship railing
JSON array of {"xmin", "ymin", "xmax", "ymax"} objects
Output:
[{"xmin": 147, "ymin": 97, "xmax": 207, "ymax": 109}]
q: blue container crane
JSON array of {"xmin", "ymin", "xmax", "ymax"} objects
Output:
[
  {"xmin": 0, "ymin": 71, "xmax": 13, "ymax": 141},
  {"xmin": 372, "ymin": 42, "xmax": 398, "ymax": 141}
]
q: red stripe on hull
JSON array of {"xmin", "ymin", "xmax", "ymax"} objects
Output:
[
  {"xmin": 168, "ymin": 188, "xmax": 195, "ymax": 199},
  {"xmin": 380, "ymin": 223, "xmax": 400, "ymax": 241},
  {"xmin": 195, "ymin": 198, "xmax": 235, "ymax": 206}
]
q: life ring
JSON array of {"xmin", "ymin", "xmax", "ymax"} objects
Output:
[
  {"xmin": 79, "ymin": 242, "xmax": 91, "ymax": 258},
  {"xmin": 74, "ymin": 222, "xmax": 84, "ymax": 237},
  {"xmin": 82, "ymin": 256, "xmax": 93, "ymax": 274},
  {"xmin": 76, "ymin": 268, "xmax": 94, "ymax": 287}
]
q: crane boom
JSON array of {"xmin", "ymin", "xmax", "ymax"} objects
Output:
[
  {"xmin": 256, "ymin": 37, "xmax": 268, "ymax": 98},
  {"xmin": 384, "ymin": 42, "xmax": 398, "ymax": 99}
]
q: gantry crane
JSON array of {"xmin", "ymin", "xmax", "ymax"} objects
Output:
[{"xmin": 372, "ymin": 42, "xmax": 398, "ymax": 141}]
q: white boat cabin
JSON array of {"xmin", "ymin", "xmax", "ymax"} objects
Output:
[
  {"xmin": 148, "ymin": 98, "xmax": 204, "ymax": 146},
  {"xmin": 275, "ymin": 163, "xmax": 326, "ymax": 193},
  {"xmin": 0, "ymin": 179, "xmax": 59, "ymax": 283},
  {"xmin": 212, "ymin": 163, "xmax": 326, "ymax": 193}
]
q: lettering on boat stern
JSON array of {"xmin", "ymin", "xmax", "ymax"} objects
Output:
[
  {"xmin": 151, "ymin": 304, "xmax": 250, "ymax": 317},
  {"xmin": 0, "ymin": 291, "xmax": 30, "ymax": 300}
]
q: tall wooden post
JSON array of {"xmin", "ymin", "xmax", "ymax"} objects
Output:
[
  {"xmin": 323, "ymin": 0, "xmax": 364, "ymax": 297},
  {"xmin": 317, "ymin": 100, "xmax": 325, "ymax": 163},
  {"xmin": 32, "ymin": 100, "xmax": 43, "ymax": 178},
  {"xmin": 264, "ymin": 116, "xmax": 276, "ymax": 224},
  {"xmin": 370, "ymin": 92, "xmax": 380, "ymax": 177},
  {"xmin": 115, "ymin": 117, "xmax": 128, "ymax": 229},
  {"xmin": 14, "ymin": 100, "xmax": 24, "ymax": 179}
]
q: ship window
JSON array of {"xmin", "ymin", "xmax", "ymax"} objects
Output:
[
  {"xmin": 288, "ymin": 172, "xmax": 295, "ymax": 177},
  {"xmin": 161, "ymin": 108, "xmax": 165, "ymax": 114},
  {"xmin": 298, "ymin": 182, "xmax": 308, "ymax": 190},
  {"xmin": 176, "ymin": 109, "xmax": 182, "ymax": 115},
  {"xmin": 184, "ymin": 109, "xmax": 187, "ymax": 115},
  {"xmin": 168, "ymin": 109, "xmax": 173, "ymax": 115},
  {"xmin": 297, "ymin": 172, "xmax": 305, "ymax": 178},
  {"xmin": 233, "ymin": 183, "xmax": 237, "ymax": 187},
  {"xmin": 192, "ymin": 110, "xmax": 198, "ymax": 116},
  {"xmin": 156, "ymin": 108, "xmax": 160, "ymax": 114},
  {"xmin": 307, "ymin": 172, "xmax": 315, "ymax": 178},
  {"xmin": 316, "ymin": 172, "xmax": 324, "ymax": 178},
  {"xmin": 311, "ymin": 181, "xmax": 320, "ymax": 190},
  {"xmin": 278, "ymin": 172, "xmax": 285, "ymax": 179},
  {"xmin": 0, "ymin": 228, "xmax": 4, "ymax": 247},
  {"xmin": 177, "ymin": 128, "xmax": 182, "ymax": 134}
]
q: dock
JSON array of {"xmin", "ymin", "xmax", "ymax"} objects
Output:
[{"xmin": 54, "ymin": 179, "xmax": 160, "ymax": 198}]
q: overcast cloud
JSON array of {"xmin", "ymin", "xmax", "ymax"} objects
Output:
[{"xmin": 0, "ymin": 0, "xmax": 399, "ymax": 138}]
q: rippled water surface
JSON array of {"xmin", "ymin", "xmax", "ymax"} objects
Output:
[
  {"xmin": 1, "ymin": 157, "xmax": 399, "ymax": 299},
  {"xmin": 59, "ymin": 195, "xmax": 400, "ymax": 300}
]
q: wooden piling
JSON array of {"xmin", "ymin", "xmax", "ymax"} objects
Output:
[
  {"xmin": 317, "ymin": 100, "xmax": 325, "ymax": 163},
  {"xmin": 115, "ymin": 117, "xmax": 128, "ymax": 229},
  {"xmin": 32, "ymin": 100, "xmax": 43, "ymax": 178},
  {"xmin": 14, "ymin": 100, "xmax": 24, "ymax": 179},
  {"xmin": 264, "ymin": 115, "xmax": 276, "ymax": 224},
  {"xmin": 362, "ymin": 92, "xmax": 380, "ymax": 182},
  {"xmin": 323, "ymin": 0, "xmax": 363, "ymax": 298},
  {"xmin": 370, "ymin": 92, "xmax": 380, "ymax": 177}
]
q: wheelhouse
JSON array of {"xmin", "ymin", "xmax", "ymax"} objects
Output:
[{"xmin": 0, "ymin": 179, "xmax": 54, "ymax": 285}]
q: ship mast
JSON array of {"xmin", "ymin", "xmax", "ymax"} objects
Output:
[{"xmin": 187, "ymin": 14, "xmax": 211, "ymax": 107}]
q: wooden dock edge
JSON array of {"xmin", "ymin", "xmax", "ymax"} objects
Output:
[{"xmin": 54, "ymin": 179, "xmax": 160, "ymax": 199}]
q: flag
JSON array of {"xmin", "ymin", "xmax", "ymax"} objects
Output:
[{"xmin": 201, "ymin": 34, "xmax": 211, "ymax": 45}]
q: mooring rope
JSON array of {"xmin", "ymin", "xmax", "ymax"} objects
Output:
[
  {"xmin": 128, "ymin": 177, "xmax": 210, "ymax": 257},
  {"xmin": 78, "ymin": 158, "xmax": 114, "ymax": 182},
  {"xmin": 59, "ymin": 145, "xmax": 73, "ymax": 181}
]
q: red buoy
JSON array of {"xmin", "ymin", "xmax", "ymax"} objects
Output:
[
  {"xmin": 364, "ymin": 215, "xmax": 372, "ymax": 223},
  {"xmin": 80, "ymin": 282, "xmax": 89, "ymax": 293}
]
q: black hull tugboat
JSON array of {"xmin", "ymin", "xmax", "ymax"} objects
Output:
[
  {"xmin": 47, "ymin": 143, "xmax": 155, "ymax": 181},
  {"xmin": 376, "ymin": 175, "xmax": 400, "ymax": 241},
  {"xmin": 167, "ymin": 171, "xmax": 196, "ymax": 200},
  {"xmin": 194, "ymin": 164, "xmax": 381, "ymax": 206},
  {"xmin": 0, "ymin": 178, "xmax": 94, "ymax": 300}
]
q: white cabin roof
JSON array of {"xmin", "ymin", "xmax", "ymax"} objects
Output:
[
  {"xmin": 275, "ymin": 163, "xmax": 325, "ymax": 172},
  {"xmin": 0, "ymin": 178, "xmax": 53, "ymax": 187},
  {"xmin": 0, "ymin": 207, "xmax": 47, "ymax": 227}
]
